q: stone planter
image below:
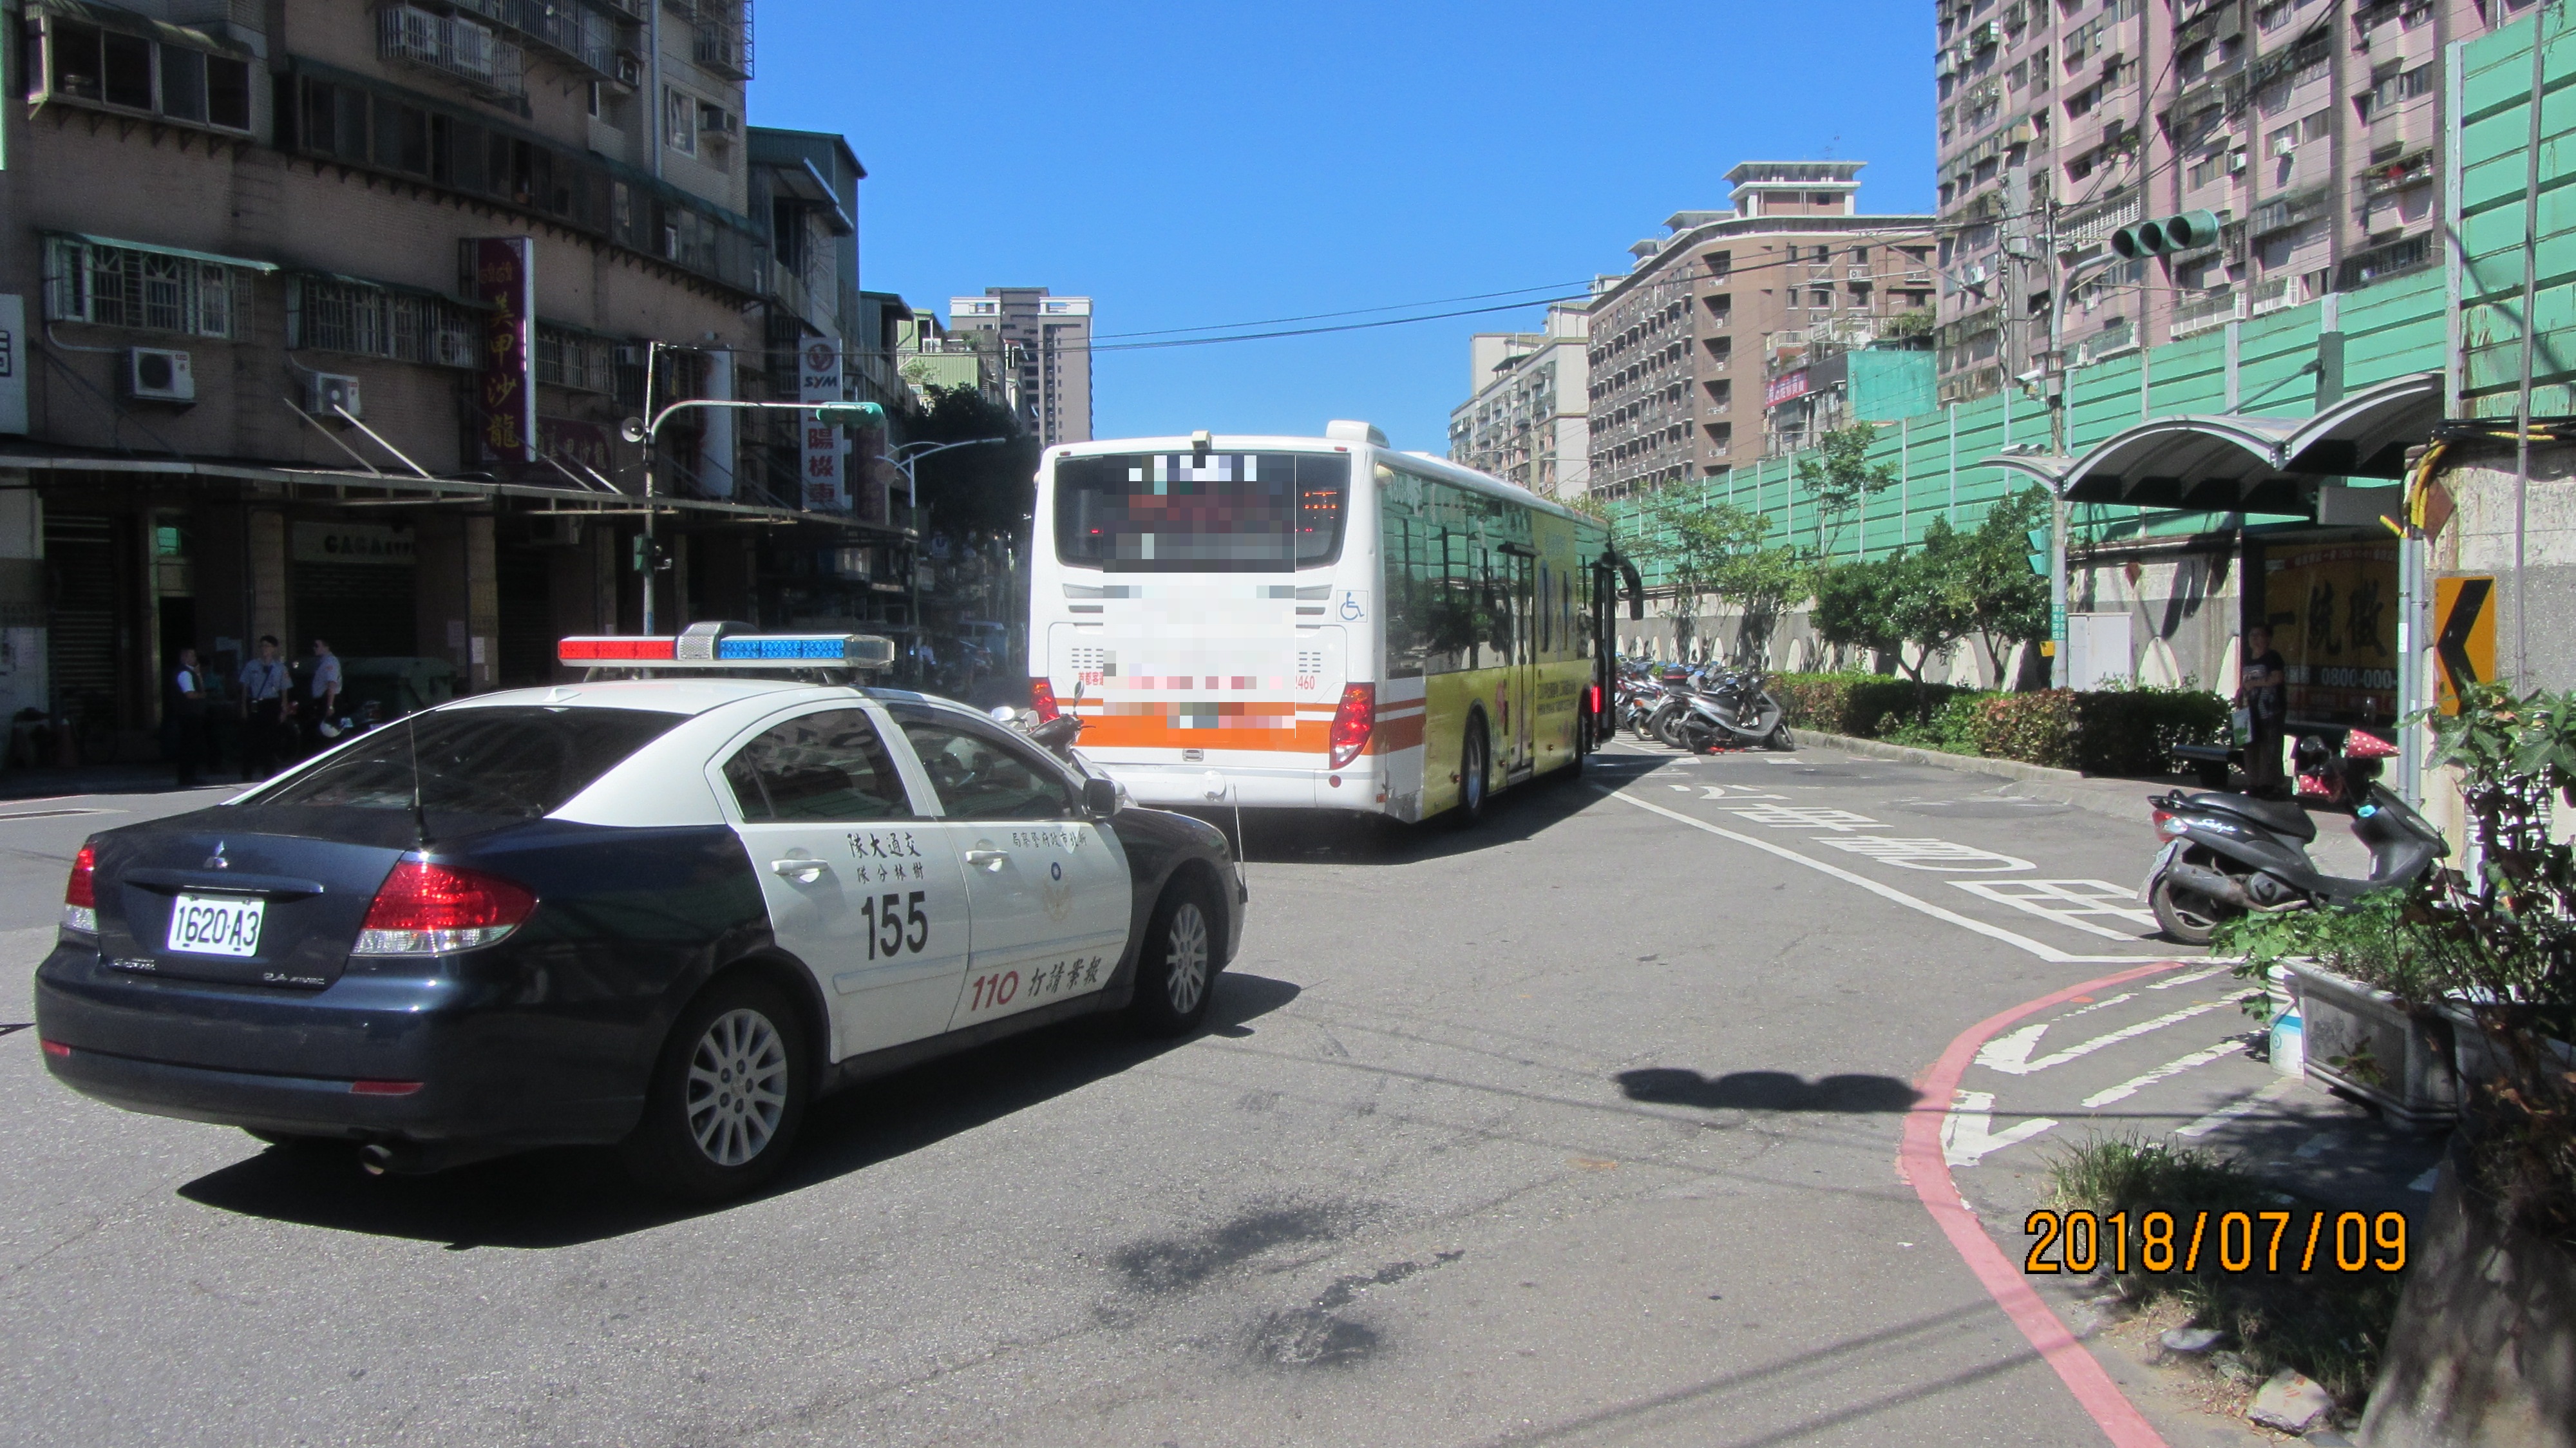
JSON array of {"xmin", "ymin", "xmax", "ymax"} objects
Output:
[
  {"xmin": 2285, "ymin": 960, "xmax": 2461, "ymax": 1135},
  {"xmin": 2358, "ymin": 1139, "xmax": 2576, "ymax": 1447}
]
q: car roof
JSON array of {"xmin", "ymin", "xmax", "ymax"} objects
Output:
[{"xmin": 440, "ymin": 677, "xmax": 998, "ymax": 722}]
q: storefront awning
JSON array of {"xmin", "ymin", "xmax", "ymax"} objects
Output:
[
  {"xmin": 1976, "ymin": 372, "xmax": 2439, "ymax": 518},
  {"xmin": 58, "ymin": 232, "xmax": 280, "ymax": 274}
]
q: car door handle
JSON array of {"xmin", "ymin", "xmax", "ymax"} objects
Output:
[
  {"xmin": 770, "ymin": 858, "xmax": 828, "ymax": 882},
  {"xmin": 963, "ymin": 849, "xmax": 1010, "ymax": 872}
]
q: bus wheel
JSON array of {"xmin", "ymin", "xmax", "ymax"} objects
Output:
[{"xmin": 1453, "ymin": 719, "xmax": 1490, "ymax": 828}]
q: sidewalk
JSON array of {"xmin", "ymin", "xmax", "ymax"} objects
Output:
[{"xmin": 0, "ymin": 765, "xmax": 242, "ymax": 803}]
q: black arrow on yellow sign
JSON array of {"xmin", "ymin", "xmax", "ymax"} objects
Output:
[{"xmin": 2435, "ymin": 576, "xmax": 2493, "ymax": 710}]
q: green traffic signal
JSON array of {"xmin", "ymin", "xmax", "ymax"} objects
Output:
[
  {"xmin": 2111, "ymin": 209, "xmax": 2222, "ymax": 260},
  {"xmin": 2025, "ymin": 526, "xmax": 2052, "ymax": 576},
  {"xmin": 813, "ymin": 402, "xmax": 886, "ymax": 428}
]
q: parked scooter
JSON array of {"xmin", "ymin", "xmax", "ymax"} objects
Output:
[
  {"xmin": 1675, "ymin": 665, "xmax": 1790, "ymax": 752},
  {"xmin": 2139, "ymin": 729, "xmax": 2445, "ymax": 945}
]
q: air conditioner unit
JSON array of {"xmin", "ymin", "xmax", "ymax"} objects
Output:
[
  {"xmin": 122, "ymin": 348, "xmax": 195, "ymax": 404},
  {"xmin": 2271, "ymin": 132, "xmax": 2298, "ymax": 157},
  {"xmin": 301, "ymin": 372, "xmax": 363, "ymax": 419},
  {"xmin": 2229, "ymin": 150, "xmax": 2249, "ymax": 173},
  {"xmin": 698, "ymin": 106, "xmax": 737, "ymax": 136}
]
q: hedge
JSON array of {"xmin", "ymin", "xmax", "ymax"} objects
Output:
[{"xmin": 1771, "ymin": 671, "xmax": 2228, "ymax": 777}]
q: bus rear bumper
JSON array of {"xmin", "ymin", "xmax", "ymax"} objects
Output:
[{"xmin": 1094, "ymin": 760, "xmax": 1378, "ymax": 810}]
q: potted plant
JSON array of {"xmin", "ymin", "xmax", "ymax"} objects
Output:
[{"xmin": 2224, "ymin": 682, "xmax": 2575, "ymax": 1440}]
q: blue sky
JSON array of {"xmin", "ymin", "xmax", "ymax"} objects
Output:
[{"xmin": 752, "ymin": 2, "xmax": 1937, "ymax": 453}]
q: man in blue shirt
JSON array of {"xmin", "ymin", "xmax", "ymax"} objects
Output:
[
  {"xmin": 169, "ymin": 648, "xmax": 209, "ymax": 787},
  {"xmin": 237, "ymin": 635, "xmax": 289, "ymax": 781}
]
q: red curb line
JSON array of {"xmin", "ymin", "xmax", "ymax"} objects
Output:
[{"xmin": 1900, "ymin": 960, "xmax": 2188, "ymax": 1448}]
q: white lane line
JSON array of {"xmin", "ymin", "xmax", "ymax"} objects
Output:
[
  {"xmin": 2409, "ymin": 1167, "xmax": 2439, "ymax": 1192},
  {"xmin": 2060, "ymin": 991, "xmax": 2139, "ymax": 1020},
  {"xmin": 2081, "ymin": 1040, "xmax": 2247, "ymax": 1108},
  {"xmin": 1943, "ymin": 1090, "xmax": 2059, "ymax": 1167},
  {"xmin": 1978, "ymin": 999, "xmax": 2236, "ymax": 1076},
  {"xmin": 2174, "ymin": 1076, "xmax": 2303, "ymax": 1138},
  {"xmin": 1950, "ymin": 879, "xmax": 2160, "ymax": 938},
  {"xmin": 1600, "ymin": 789, "xmax": 2172, "ymax": 966},
  {"xmin": 2148, "ymin": 964, "xmax": 2237, "ymax": 989}
]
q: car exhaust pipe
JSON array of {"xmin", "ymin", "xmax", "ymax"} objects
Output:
[{"xmin": 360, "ymin": 1142, "xmax": 395, "ymax": 1177}]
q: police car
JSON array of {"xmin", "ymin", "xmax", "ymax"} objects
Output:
[{"xmin": 35, "ymin": 626, "xmax": 1244, "ymax": 1201}]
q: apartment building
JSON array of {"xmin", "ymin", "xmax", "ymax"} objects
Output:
[
  {"xmin": 948, "ymin": 287, "xmax": 1092, "ymax": 446},
  {"xmin": 1932, "ymin": 0, "xmax": 2526, "ymax": 405},
  {"xmin": 1584, "ymin": 161, "xmax": 1935, "ymax": 502},
  {"xmin": 894, "ymin": 311, "xmax": 1022, "ymax": 415},
  {"xmin": 1446, "ymin": 305, "xmax": 1590, "ymax": 498},
  {"xmin": 0, "ymin": 0, "xmax": 912, "ymax": 757}
]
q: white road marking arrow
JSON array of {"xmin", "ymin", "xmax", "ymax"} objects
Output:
[
  {"xmin": 1943, "ymin": 1090, "xmax": 2058, "ymax": 1167},
  {"xmin": 1977, "ymin": 999, "xmax": 2235, "ymax": 1076},
  {"xmin": 2081, "ymin": 1040, "xmax": 2245, "ymax": 1108}
]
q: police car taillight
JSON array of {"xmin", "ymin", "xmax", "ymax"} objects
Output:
[
  {"xmin": 1031, "ymin": 678, "xmax": 1061, "ymax": 723},
  {"xmin": 1329, "ymin": 683, "xmax": 1376, "ymax": 768},
  {"xmin": 62, "ymin": 843, "xmax": 97, "ymax": 935},
  {"xmin": 355, "ymin": 861, "xmax": 536, "ymax": 955}
]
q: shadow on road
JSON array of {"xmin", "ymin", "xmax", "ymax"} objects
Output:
[
  {"xmin": 173, "ymin": 971, "xmax": 1303, "ymax": 1249},
  {"xmin": 1177, "ymin": 765, "xmax": 1630, "ymax": 866},
  {"xmin": 1616, "ymin": 1067, "xmax": 1921, "ymax": 1113}
]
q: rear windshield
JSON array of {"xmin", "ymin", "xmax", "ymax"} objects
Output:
[
  {"xmin": 251, "ymin": 707, "xmax": 687, "ymax": 819},
  {"xmin": 1054, "ymin": 450, "xmax": 1347, "ymax": 573}
]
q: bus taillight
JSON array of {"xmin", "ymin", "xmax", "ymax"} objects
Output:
[
  {"xmin": 1587, "ymin": 683, "xmax": 1604, "ymax": 718},
  {"xmin": 1328, "ymin": 683, "xmax": 1376, "ymax": 768},
  {"xmin": 1032, "ymin": 678, "xmax": 1061, "ymax": 722}
]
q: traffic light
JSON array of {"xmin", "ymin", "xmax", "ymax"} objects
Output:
[
  {"xmin": 813, "ymin": 402, "xmax": 886, "ymax": 428},
  {"xmin": 2110, "ymin": 209, "xmax": 2222, "ymax": 260},
  {"xmin": 2026, "ymin": 527, "xmax": 2051, "ymax": 577},
  {"xmin": 632, "ymin": 534, "xmax": 650, "ymax": 574}
]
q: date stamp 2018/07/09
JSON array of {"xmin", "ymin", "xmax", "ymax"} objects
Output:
[{"xmin": 2022, "ymin": 1208, "xmax": 2408, "ymax": 1275}]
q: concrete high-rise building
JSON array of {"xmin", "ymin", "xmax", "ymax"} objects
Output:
[
  {"xmin": 1446, "ymin": 305, "xmax": 1591, "ymax": 498},
  {"xmin": 1584, "ymin": 162, "xmax": 1935, "ymax": 502},
  {"xmin": 1932, "ymin": 0, "xmax": 2521, "ymax": 405},
  {"xmin": 948, "ymin": 287, "xmax": 1092, "ymax": 445}
]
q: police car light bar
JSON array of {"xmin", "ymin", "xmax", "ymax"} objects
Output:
[{"xmin": 558, "ymin": 625, "xmax": 895, "ymax": 670}]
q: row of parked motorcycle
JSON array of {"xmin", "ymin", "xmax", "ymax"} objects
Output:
[
  {"xmin": 1609, "ymin": 656, "xmax": 2450, "ymax": 950},
  {"xmin": 1612, "ymin": 658, "xmax": 1794, "ymax": 753}
]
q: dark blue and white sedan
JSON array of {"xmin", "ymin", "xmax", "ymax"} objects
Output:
[{"xmin": 36, "ymin": 631, "xmax": 1244, "ymax": 1200}]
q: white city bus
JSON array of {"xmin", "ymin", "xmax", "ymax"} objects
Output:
[{"xmin": 1026, "ymin": 420, "xmax": 1624, "ymax": 823}]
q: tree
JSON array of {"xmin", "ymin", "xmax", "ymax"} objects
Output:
[
  {"xmin": 907, "ymin": 386, "xmax": 1041, "ymax": 544},
  {"xmin": 1810, "ymin": 553, "xmax": 1903, "ymax": 670},
  {"xmin": 1879, "ymin": 544, "xmax": 1976, "ymax": 706},
  {"xmin": 1621, "ymin": 491, "xmax": 1808, "ymax": 663},
  {"xmin": 1808, "ymin": 424, "xmax": 1900, "ymax": 558},
  {"xmin": 1944, "ymin": 486, "xmax": 2052, "ymax": 686}
]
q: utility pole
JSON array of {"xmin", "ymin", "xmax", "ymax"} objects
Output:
[{"xmin": 2038, "ymin": 200, "xmax": 2128, "ymax": 691}]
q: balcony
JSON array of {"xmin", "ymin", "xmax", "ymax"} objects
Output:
[
  {"xmin": 2079, "ymin": 317, "xmax": 2136, "ymax": 362},
  {"xmin": 2249, "ymin": 272, "xmax": 2310, "ymax": 316},
  {"xmin": 448, "ymin": 0, "xmax": 616, "ymax": 79},
  {"xmin": 690, "ymin": 1, "xmax": 752, "ymax": 77},
  {"xmin": 380, "ymin": 5, "xmax": 526, "ymax": 102},
  {"xmin": 2170, "ymin": 287, "xmax": 2246, "ymax": 338}
]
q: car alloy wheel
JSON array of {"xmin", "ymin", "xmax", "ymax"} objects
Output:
[
  {"xmin": 1162, "ymin": 901, "xmax": 1211, "ymax": 1018},
  {"xmin": 685, "ymin": 1007, "xmax": 790, "ymax": 1168}
]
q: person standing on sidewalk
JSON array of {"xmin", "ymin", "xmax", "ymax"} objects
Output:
[
  {"xmin": 2237, "ymin": 624, "xmax": 2288, "ymax": 797},
  {"xmin": 169, "ymin": 648, "xmax": 210, "ymax": 787},
  {"xmin": 237, "ymin": 635, "xmax": 289, "ymax": 781},
  {"xmin": 308, "ymin": 637, "xmax": 343, "ymax": 741}
]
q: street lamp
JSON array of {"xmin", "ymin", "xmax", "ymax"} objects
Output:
[
  {"xmin": 2035, "ymin": 248, "xmax": 2132, "ymax": 688},
  {"xmin": 870, "ymin": 436, "xmax": 1009, "ymax": 687},
  {"xmin": 619, "ymin": 373, "xmax": 886, "ymax": 634}
]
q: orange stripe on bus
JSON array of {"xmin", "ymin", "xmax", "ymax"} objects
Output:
[{"xmin": 1374, "ymin": 712, "xmax": 1426, "ymax": 752}]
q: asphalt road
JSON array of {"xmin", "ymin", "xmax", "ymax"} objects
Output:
[{"xmin": 0, "ymin": 748, "xmax": 2400, "ymax": 1447}]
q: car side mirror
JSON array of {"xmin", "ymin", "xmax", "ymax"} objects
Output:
[{"xmin": 1083, "ymin": 777, "xmax": 1121, "ymax": 816}]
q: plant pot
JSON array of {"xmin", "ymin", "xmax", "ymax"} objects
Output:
[
  {"xmin": 2284, "ymin": 959, "xmax": 2461, "ymax": 1135},
  {"xmin": 2358, "ymin": 1138, "xmax": 2576, "ymax": 1447}
]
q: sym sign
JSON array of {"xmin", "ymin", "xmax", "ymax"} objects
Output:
[
  {"xmin": 471, "ymin": 237, "xmax": 536, "ymax": 464},
  {"xmin": 799, "ymin": 338, "xmax": 848, "ymax": 511}
]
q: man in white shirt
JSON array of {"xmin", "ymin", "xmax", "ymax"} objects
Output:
[
  {"xmin": 238, "ymin": 635, "xmax": 289, "ymax": 780},
  {"xmin": 309, "ymin": 638, "xmax": 343, "ymax": 738}
]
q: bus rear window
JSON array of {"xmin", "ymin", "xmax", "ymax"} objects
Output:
[{"xmin": 1054, "ymin": 452, "xmax": 1347, "ymax": 573}]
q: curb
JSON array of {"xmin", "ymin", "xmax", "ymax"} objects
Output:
[
  {"xmin": 1793, "ymin": 729, "xmax": 2160, "ymax": 824},
  {"xmin": 1902, "ymin": 960, "xmax": 2190, "ymax": 1448}
]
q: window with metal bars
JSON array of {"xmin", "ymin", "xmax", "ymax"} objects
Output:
[
  {"xmin": 44, "ymin": 237, "xmax": 241, "ymax": 338},
  {"xmin": 287, "ymin": 276, "xmax": 477, "ymax": 367}
]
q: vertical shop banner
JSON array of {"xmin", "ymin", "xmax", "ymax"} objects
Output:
[
  {"xmin": 2266, "ymin": 542, "xmax": 2400, "ymax": 723},
  {"xmin": 0, "ymin": 294, "xmax": 24, "ymax": 434},
  {"xmin": 472, "ymin": 238, "xmax": 536, "ymax": 464},
  {"xmin": 799, "ymin": 339, "xmax": 848, "ymax": 510}
]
